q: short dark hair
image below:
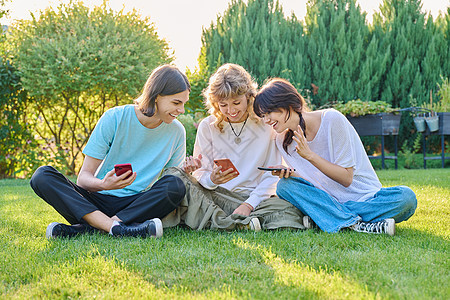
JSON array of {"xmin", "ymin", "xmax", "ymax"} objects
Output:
[
  {"xmin": 137, "ymin": 65, "xmax": 190, "ymax": 117},
  {"xmin": 254, "ymin": 78, "xmax": 308, "ymax": 153}
]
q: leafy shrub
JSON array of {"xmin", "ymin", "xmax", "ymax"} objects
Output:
[
  {"xmin": 400, "ymin": 134, "xmax": 422, "ymax": 169},
  {"xmin": 333, "ymin": 99, "xmax": 394, "ymax": 117},
  {"xmin": 177, "ymin": 114, "xmax": 197, "ymax": 157},
  {"xmin": 437, "ymin": 77, "xmax": 450, "ymax": 111},
  {"xmin": 0, "ymin": 59, "xmax": 40, "ymax": 178},
  {"xmin": 177, "ymin": 112, "xmax": 208, "ymax": 157},
  {"xmin": 422, "ymin": 76, "xmax": 450, "ymax": 113},
  {"xmin": 9, "ymin": 1, "xmax": 172, "ymax": 174},
  {"xmin": 185, "ymin": 47, "xmax": 209, "ymax": 115}
]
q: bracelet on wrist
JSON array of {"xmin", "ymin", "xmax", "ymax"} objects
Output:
[{"xmin": 241, "ymin": 202, "xmax": 254, "ymax": 211}]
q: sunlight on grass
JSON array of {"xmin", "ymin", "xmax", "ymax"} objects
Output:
[
  {"xmin": 1, "ymin": 169, "xmax": 449, "ymax": 299},
  {"xmin": 233, "ymin": 238, "xmax": 376, "ymax": 299},
  {"xmin": 3, "ymin": 251, "xmax": 239, "ymax": 299},
  {"xmin": 405, "ymin": 185, "xmax": 449, "ymax": 238}
]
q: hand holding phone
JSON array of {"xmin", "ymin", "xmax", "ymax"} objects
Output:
[
  {"xmin": 114, "ymin": 163, "xmax": 133, "ymax": 179},
  {"xmin": 258, "ymin": 165, "xmax": 297, "ymax": 179},
  {"xmin": 211, "ymin": 158, "xmax": 239, "ymax": 185},
  {"xmin": 214, "ymin": 159, "xmax": 239, "ymax": 175}
]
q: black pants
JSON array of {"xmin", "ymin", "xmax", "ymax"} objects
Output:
[{"xmin": 30, "ymin": 166, "xmax": 186, "ymax": 225}]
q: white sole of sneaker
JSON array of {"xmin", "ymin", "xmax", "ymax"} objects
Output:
[
  {"xmin": 46, "ymin": 222, "xmax": 60, "ymax": 239},
  {"xmin": 303, "ymin": 216, "xmax": 311, "ymax": 229},
  {"xmin": 250, "ymin": 217, "xmax": 261, "ymax": 232},
  {"xmin": 386, "ymin": 218, "xmax": 396, "ymax": 236},
  {"xmin": 151, "ymin": 218, "xmax": 163, "ymax": 238}
]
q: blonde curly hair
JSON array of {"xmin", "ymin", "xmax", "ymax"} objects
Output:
[{"xmin": 203, "ymin": 63, "xmax": 259, "ymax": 132}]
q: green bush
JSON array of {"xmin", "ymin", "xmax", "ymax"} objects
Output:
[
  {"xmin": 177, "ymin": 112, "xmax": 208, "ymax": 157},
  {"xmin": 437, "ymin": 76, "xmax": 450, "ymax": 111},
  {"xmin": 185, "ymin": 47, "xmax": 210, "ymax": 115},
  {"xmin": 422, "ymin": 76, "xmax": 450, "ymax": 112},
  {"xmin": 177, "ymin": 114, "xmax": 197, "ymax": 157},
  {"xmin": 8, "ymin": 1, "xmax": 172, "ymax": 174},
  {"xmin": 333, "ymin": 99, "xmax": 394, "ymax": 117},
  {"xmin": 400, "ymin": 134, "xmax": 422, "ymax": 169},
  {"xmin": 0, "ymin": 59, "xmax": 39, "ymax": 178}
]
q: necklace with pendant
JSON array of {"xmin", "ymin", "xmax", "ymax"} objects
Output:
[{"xmin": 228, "ymin": 117, "xmax": 248, "ymax": 144}]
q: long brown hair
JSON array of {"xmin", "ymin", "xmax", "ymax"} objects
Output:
[
  {"xmin": 254, "ymin": 78, "xmax": 309, "ymax": 153},
  {"xmin": 135, "ymin": 65, "xmax": 190, "ymax": 117},
  {"xmin": 203, "ymin": 63, "xmax": 259, "ymax": 131}
]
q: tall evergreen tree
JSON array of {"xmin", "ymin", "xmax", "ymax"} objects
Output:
[
  {"xmin": 305, "ymin": 0, "xmax": 369, "ymax": 105},
  {"xmin": 420, "ymin": 16, "xmax": 446, "ymax": 104},
  {"xmin": 200, "ymin": 0, "xmax": 309, "ymax": 90},
  {"xmin": 373, "ymin": 0, "xmax": 434, "ymax": 108},
  {"xmin": 434, "ymin": 7, "xmax": 450, "ymax": 81}
]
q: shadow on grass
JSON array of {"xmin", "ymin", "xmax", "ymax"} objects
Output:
[
  {"xmin": 1, "ymin": 176, "xmax": 448, "ymax": 298},
  {"xmin": 239, "ymin": 227, "xmax": 448, "ymax": 298},
  {"xmin": 2, "ymin": 223, "xmax": 448, "ymax": 299}
]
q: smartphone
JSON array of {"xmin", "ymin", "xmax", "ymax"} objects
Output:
[
  {"xmin": 258, "ymin": 167, "xmax": 295, "ymax": 172},
  {"xmin": 114, "ymin": 163, "xmax": 133, "ymax": 179},
  {"xmin": 214, "ymin": 159, "xmax": 239, "ymax": 175}
]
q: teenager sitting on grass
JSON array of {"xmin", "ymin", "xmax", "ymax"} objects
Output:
[
  {"xmin": 30, "ymin": 65, "xmax": 189, "ymax": 238},
  {"xmin": 253, "ymin": 78, "xmax": 417, "ymax": 236},
  {"xmin": 162, "ymin": 63, "xmax": 304, "ymax": 231}
]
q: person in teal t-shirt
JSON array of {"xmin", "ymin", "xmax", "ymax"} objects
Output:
[{"xmin": 30, "ymin": 65, "xmax": 190, "ymax": 239}]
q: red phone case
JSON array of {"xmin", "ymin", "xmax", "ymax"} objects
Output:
[
  {"xmin": 214, "ymin": 159, "xmax": 239, "ymax": 175},
  {"xmin": 114, "ymin": 163, "xmax": 133, "ymax": 179}
]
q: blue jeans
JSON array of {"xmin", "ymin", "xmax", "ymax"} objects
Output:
[{"xmin": 276, "ymin": 177, "xmax": 417, "ymax": 233}]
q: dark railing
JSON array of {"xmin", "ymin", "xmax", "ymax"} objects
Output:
[
  {"xmin": 347, "ymin": 112, "xmax": 401, "ymax": 169},
  {"xmin": 347, "ymin": 107, "xmax": 448, "ymax": 169},
  {"xmin": 395, "ymin": 108, "xmax": 449, "ymax": 169}
]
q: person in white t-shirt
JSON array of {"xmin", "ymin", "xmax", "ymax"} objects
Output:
[
  {"xmin": 162, "ymin": 64, "xmax": 304, "ymax": 230},
  {"xmin": 253, "ymin": 78, "xmax": 417, "ymax": 236}
]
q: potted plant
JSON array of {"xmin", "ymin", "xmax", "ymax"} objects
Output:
[
  {"xmin": 413, "ymin": 113, "xmax": 426, "ymax": 132},
  {"xmin": 425, "ymin": 111, "xmax": 440, "ymax": 132},
  {"xmin": 420, "ymin": 77, "xmax": 450, "ymax": 168},
  {"xmin": 333, "ymin": 99, "xmax": 401, "ymax": 136},
  {"xmin": 333, "ymin": 99, "xmax": 401, "ymax": 169},
  {"xmin": 422, "ymin": 78, "xmax": 450, "ymax": 135}
]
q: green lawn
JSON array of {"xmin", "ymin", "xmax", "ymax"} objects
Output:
[{"xmin": 1, "ymin": 169, "xmax": 449, "ymax": 299}]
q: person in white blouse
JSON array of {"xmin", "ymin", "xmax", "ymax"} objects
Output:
[
  {"xmin": 253, "ymin": 78, "xmax": 417, "ymax": 236},
  {"xmin": 162, "ymin": 64, "xmax": 304, "ymax": 231}
]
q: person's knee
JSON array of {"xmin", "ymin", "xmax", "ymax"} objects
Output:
[
  {"xmin": 401, "ymin": 186, "xmax": 417, "ymax": 211},
  {"xmin": 164, "ymin": 175, "xmax": 186, "ymax": 206},
  {"xmin": 276, "ymin": 178, "xmax": 290, "ymax": 198},
  {"xmin": 162, "ymin": 166, "xmax": 184, "ymax": 178},
  {"xmin": 30, "ymin": 166, "xmax": 56, "ymax": 190}
]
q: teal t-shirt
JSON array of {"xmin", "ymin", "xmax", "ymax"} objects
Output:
[{"xmin": 83, "ymin": 104, "xmax": 186, "ymax": 197}]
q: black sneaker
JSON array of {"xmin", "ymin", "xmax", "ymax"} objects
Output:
[
  {"xmin": 350, "ymin": 218, "xmax": 395, "ymax": 236},
  {"xmin": 110, "ymin": 218, "xmax": 163, "ymax": 238},
  {"xmin": 46, "ymin": 222, "xmax": 97, "ymax": 239}
]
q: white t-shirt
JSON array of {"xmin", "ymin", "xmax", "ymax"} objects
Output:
[
  {"xmin": 192, "ymin": 115, "xmax": 282, "ymax": 209},
  {"xmin": 277, "ymin": 109, "xmax": 381, "ymax": 203}
]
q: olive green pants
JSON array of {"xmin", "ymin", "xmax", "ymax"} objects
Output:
[{"xmin": 161, "ymin": 167, "xmax": 305, "ymax": 230}]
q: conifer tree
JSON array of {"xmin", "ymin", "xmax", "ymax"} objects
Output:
[
  {"xmin": 305, "ymin": 0, "xmax": 369, "ymax": 105},
  {"xmin": 373, "ymin": 0, "xmax": 435, "ymax": 107},
  {"xmin": 200, "ymin": 0, "xmax": 309, "ymax": 90},
  {"xmin": 434, "ymin": 8, "xmax": 450, "ymax": 82},
  {"xmin": 355, "ymin": 34, "xmax": 390, "ymax": 102}
]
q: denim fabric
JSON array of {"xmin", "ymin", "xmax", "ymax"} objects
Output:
[{"xmin": 276, "ymin": 177, "xmax": 417, "ymax": 233}]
